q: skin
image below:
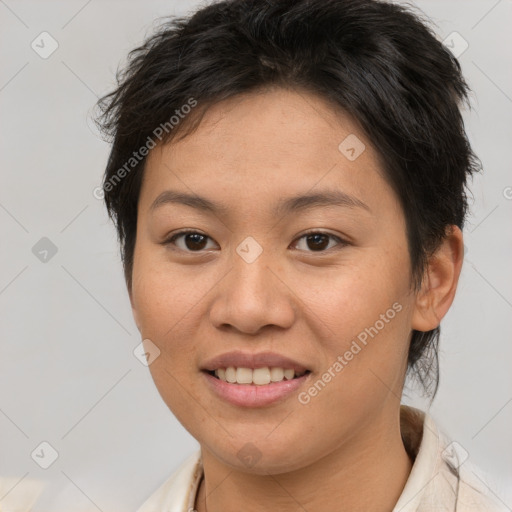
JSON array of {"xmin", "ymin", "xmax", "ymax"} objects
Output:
[{"xmin": 129, "ymin": 86, "xmax": 464, "ymax": 512}]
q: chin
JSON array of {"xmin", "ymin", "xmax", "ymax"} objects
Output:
[{"xmin": 205, "ymin": 435, "xmax": 316, "ymax": 475}]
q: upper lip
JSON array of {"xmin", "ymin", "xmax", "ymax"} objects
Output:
[{"xmin": 201, "ymin": 350, "xmax": 310, "ymax": 373}]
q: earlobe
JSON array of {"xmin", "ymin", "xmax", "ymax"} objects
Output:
[{"xmin": 412, "ymin": 226, "xmax": 464, "ymax": 332}]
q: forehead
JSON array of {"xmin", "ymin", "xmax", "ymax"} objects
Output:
[
  {"xmin": 162, "ymin": 87, "xmax": 376, "ymax": 169},
  {"xmin": 140, "ymin": 87, "xmax": 396, "ymax": 219}
]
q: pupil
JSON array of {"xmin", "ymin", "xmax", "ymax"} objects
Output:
[
  {"xmin": 186, "ymin": 233, "xmax": 207, "ymax": 250},
  {"xmin": 307, "ymin": 234, "xmax": 328, "ymax": 251}
]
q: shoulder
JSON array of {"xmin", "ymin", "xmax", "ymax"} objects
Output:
[
  {"xmin": 0, "ymin": 476, "xmax": 45, "ymax": 511},
  {"xmin": 454, "ymin": 458, "xmax": 510, "ymax": 512},
  {"xmin": 434, "ymin": 419, "xmax": 508, "ymax": 511},
  {"xmin": 135, "ymin": 450, "xmax": 202, "ymax": 512},
  {"xmin": 396, "ymin": 405, "xmax": 508, "ymax": 512}
]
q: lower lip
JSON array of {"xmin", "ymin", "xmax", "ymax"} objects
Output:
[{"xmin": 202, "ymin": 371, "xmax": 311, "ymax": 408}]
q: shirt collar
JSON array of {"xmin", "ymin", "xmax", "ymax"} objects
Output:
[
  {"xmin": 392, "ymin": 404, "xmax": 447, "ymax": 511},
  {"xmin": 137, "ymin": 404, "xmax": 451, "ymax": 512}
]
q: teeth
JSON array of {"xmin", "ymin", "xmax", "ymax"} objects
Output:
[
  {"xmin": 253, "ymin": 367, "xmax": 271, "ymax": 385},
  {"xmin": 270, "ymin": 367, "xmax": 284, "ymax": 382},
  {"xmin": 225, "ymin": 367, "xmax": 237, "ymax": 383},
  {"xmin": 213, "ymin": 366, "xmax": 306, "ymax": 385},
  {"xmin": 284, "ymin": 369, "xmax": 294, "ymax": 380},
  {"xmin": 236, "ymin": 367, "xmax": 253, "ymax": 384}
]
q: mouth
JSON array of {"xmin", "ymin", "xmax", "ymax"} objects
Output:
[
  {"xmin": 204, "ymin": 367, "xmax": 311, "ymax": 385},
  {"xmin": 202, "ymin": 367, "xmax": 312, "ymax": 407},
  {"xmin": 200, "ymin": 351, "xmax": 312, "ymax": 406}
]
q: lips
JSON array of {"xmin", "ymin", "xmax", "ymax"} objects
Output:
[
  {"xmin": 200, "ymin": 350, "xmax": 310, "ymax": 374},
  {"xmin": 202, "ymin": 370, "xmax": 311, "ymax": 407},
  {"xmin": 200, "ymin": 351, "xmax": 312, "ymax": 407}
]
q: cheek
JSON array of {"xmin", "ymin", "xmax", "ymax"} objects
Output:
[
  {"xmin": 295, "ymin": 251, "xmax": 413, "ymax": 395},
  {"xmin": 131, "ymin": 263, "xmax": 206, "ymax": 426},
  {"xmin": 131, "ymin": 248, "xmax": 200, "ymax": 366},
  {"xmin": 297, "ymin": 251, "xmax": 411, "ymax": 344},
  {"xmin": 133, "ymin": 239, "xmax": 193, "ymax": 323}
]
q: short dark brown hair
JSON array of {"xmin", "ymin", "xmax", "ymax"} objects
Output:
[{"xmin": 95, "ymin": 0, "xmax": 481, "ymax": 399}]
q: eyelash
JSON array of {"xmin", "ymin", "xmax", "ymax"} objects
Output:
[{"xmin": 163, "ymin": 229, "xmax": 348, "ymax": 254}]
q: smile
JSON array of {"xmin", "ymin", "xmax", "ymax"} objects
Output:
[
  {"xmin": 208, "ymin": 367, "xmax": 310, "ymax": 385},
  {"xmin": 202, "ymin": 370, "xmax": 312, "ymax": 408}
]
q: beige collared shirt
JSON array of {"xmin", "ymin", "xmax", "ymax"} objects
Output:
[{"xmin": 134, "ymin": 405, "xmax": 508, "ymax": 512}]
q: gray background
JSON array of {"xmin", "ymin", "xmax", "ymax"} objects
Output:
[{"xmin": 0, "ymin": 0, "xmax": 511, "ymax": 510}]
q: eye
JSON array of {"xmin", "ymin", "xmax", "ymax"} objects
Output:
[
  {"xmin": 164, "ymin": 230, "xmax": 217, "ymax": 252},
  {"xmin": 291, "ymin": 230, "xmax": 347, "ymax": 253},
  {"xmin": 163, "ymin": 230, "xmax": 347, "ymax": 253}
]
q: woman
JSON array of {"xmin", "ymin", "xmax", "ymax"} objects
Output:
[{"xmin": 94, "ymin": 0, "xmax": 506, "ymax": 510}]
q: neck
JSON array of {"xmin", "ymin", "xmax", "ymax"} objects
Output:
[{"xmin": 195, "ymin": 408, "xmax": 414, "ymax": 512}]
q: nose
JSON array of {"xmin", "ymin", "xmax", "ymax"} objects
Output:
[{"xmin": 208, "ymin": 245, "xmax": 296, "ymax": 336}]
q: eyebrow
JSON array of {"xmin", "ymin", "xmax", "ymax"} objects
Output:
[{"xmin": 149, "ymin": 189, "xmax": 370, "ymax": 216}]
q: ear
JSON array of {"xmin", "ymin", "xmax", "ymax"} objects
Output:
[{"xmin": 411, "ymin": 225, "xmax": 464, "ymax": 332}]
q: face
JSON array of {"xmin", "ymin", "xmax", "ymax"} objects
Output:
[{"xmin": 130, "ymin": 87, "xmax": 418, "ymax": 474}]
